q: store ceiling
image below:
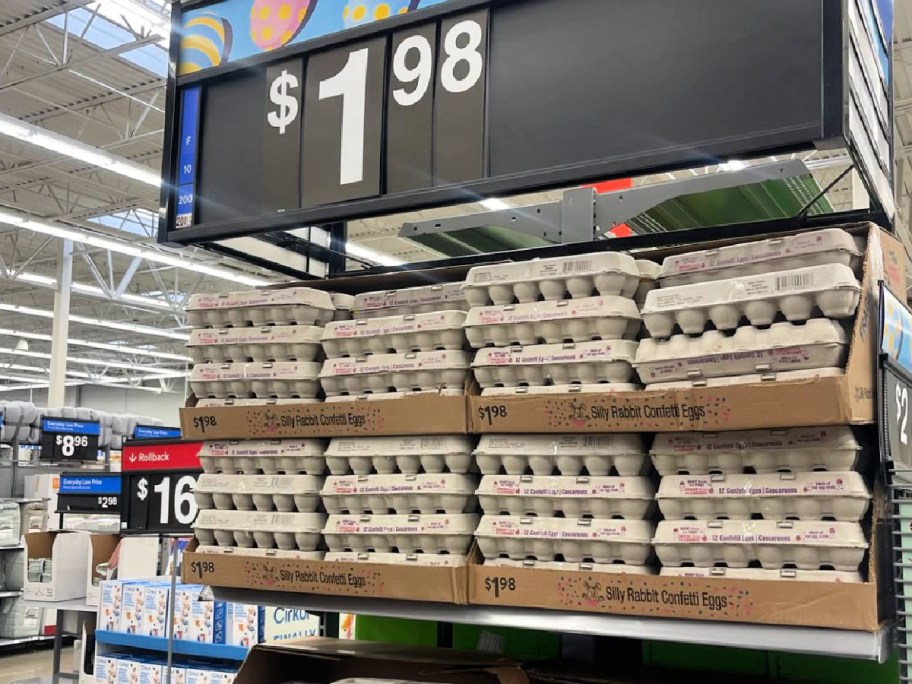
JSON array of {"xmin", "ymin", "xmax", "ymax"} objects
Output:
[{"xmin": 0, "ymin": 0, "xmax": 905, "ymax": 394}]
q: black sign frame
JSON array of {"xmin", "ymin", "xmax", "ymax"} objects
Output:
[{"xmin": 158, "ymin": 0, "xmax": 892, "ymax": 248}]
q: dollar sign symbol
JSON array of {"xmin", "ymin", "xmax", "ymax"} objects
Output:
[
  {"xmin": 268, "ymin": 69, "xmax": 299, "ymax": 135},
  {"xmin": 137, "ymin": 477, "xmax": 148, "ymax": 501}
]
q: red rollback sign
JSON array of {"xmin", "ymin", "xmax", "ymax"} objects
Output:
[{"xmin": 122, "ymin": 441, "xmax": 203, "ymax": 472}]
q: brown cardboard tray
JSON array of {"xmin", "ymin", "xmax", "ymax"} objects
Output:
[
  {"xmin": 470, "ymin": 223, "xmax": 901, "ymax": 433},
  {"xmin": 182, "ymin": 540, "xmax": 469, "ymax": 604}
]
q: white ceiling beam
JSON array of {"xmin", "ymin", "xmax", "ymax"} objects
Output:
[
  {"xmin": 0, "ymin": 301, "xmax": 187, "ymax": 341},
  {"xmin": 0, "ymin": 2, "xmax": 92, "ymax": 37},
  {"xmin": 0, "ymin": 327, "xmax": 190, "ymax": 362}
]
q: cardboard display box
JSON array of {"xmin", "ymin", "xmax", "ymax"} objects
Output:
[
  {"xmin": 85, "ymin": 535, "xmax": 159, "ymax": 606},
  {"xmin": 181, "ymin": 391, "xmax": 470, "ymax": 440},
  {"xmin": 234, "ymin": 637, "xmax": 522, "ymax": 684},
  {"xmin": 181, "ymin": 540, "xmax": 468, "ymax": 604},
  {"xmin": 471, "ymin": 223, "xmax": 902, "ymax": 433},
  {"xmin": 24, "ymin": 531, "xmax": 90, "ymax": 601}
]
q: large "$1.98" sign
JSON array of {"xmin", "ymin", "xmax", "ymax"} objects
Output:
[{"xmin": 121, "ymin": 440, "xmax": 202, "ymax": 534}]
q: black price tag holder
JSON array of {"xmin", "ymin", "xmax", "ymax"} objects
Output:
[
  {"xmin": 56, "ymin": 472, "xmax": 121, "ymax": 515},
  {"xmin": 120, "ymin": 439, "xmax": 203, "ymax": 535},
  {"xmin": 878, "ymin": 282, "xmax": 912, "ymax": 483},
  {"xmin": 39, "ymin": 419, "xmax": 100, "ymax": 462}
]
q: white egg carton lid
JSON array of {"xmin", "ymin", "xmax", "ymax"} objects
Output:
[
  {"xmin": 321, "ymin": 311, "xmax": 467, "ymax": 356},
  {"xmin": 477, "ymin": 475, "xmax": 653, "ymax": 500},
  {"xmin": 322, "ymin": 474, "xmax": 477, "ymax": 497},
  {"xmin": 194, "ymin": 545, "xmax": 325, "ymax": 560},
  {"xmin": 194, "ymin": 509, "xmax": 326, "ymax": 533},
  {"xmin": 199, "ymin": 439, "xmax": 326, "ymax": 459},
  {"xmin": 475, "ymin": 434, "xmax": 644, "ymax": 457},
  {"xmin": 484, "ymin": 558, "xmax": 655, "ymax": 574},
  {"xmin": 660, "ymin": 228, "xmax": 863, "ymax": 286},
  {"xmin": 636, "ymin": 260, "xmax": 661, "ymax": 280},
  {"xmin": 353, "ymin": 282, "xmax": 467, "ymax": 316},
  {"xmin": 659, "ymin": 566, "xmax": 863, "ymax": 583},
  {"xmin": 190, "ymin": 361, "xmax": 322, "ymax": 382},
  {"xmin": 323, "ymin": 552, "xmax": 468, "ymax": 567},
  {"xmin": 645, "ymin": 367, "xmax": 844, "ymax": 390},
  {"xmin": 653, "ymin": 519, "xmax": 868, "ymax": 549},
  {"xmin": 194, "ymin": 474, "xmax": 323, "ymax": 495},
  {"xmin": 330, "ymin": 293, "xmax": 355, "ymax": 311},
  {"xmin": 477, "ymin": 516, "xmax": 654, "ymax": 543},
  {"xmin": 188, "ymin": 325, "xmax": 323, "ymax": 348},
  {"xmin": 195, "ymin": 398, "xmax": 319, "ymax": 407},
  {"xmin": 657, "ymin": 472, "xmax": 871, "ymax": 521},
  {"xmin": 634, "ymin": 320, "xmax": 848, "ymax": 385},
  {"xmin": 187, "ymin": 287, "xmax": 334, "ymax": 312},
  {"xmin": 642, "ymin": 264, "xmax": 861, "ymax": 337},
  {"xmin": 326, "ymin": 435, "xmax": 472, "ymax": 458},
  {"xmin": 481, "ymin": 383, "xmax": 639, "ymax": 397},
  {"xmin": 473, "ymin": 340, "xmax": 638, "ymax": 369},
  {"xmin": 463, "ymin": 252, "xmax": 640, "ymax": 303},
  {"xmin": 465, "ymin": 296, "xmax": 640, "ymax": 334},
  {"xmin": 320, "ymin": 351, "xmax": 471, "ymax": 378},
  {"xmin": 650, "ymin": 426, "xmax": 860, "ymax": 475},
  {"xmin": 323, "ymin": 514, "xmax": 479, "ymax": 536},
  {"xmin": 324, "ymin": 388, "xmax": 464, "ymax": 402}
]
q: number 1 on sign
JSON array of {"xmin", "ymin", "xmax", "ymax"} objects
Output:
[{"xmin": 319, "ymin": 48, "xmax": 369, "ymax": 186}]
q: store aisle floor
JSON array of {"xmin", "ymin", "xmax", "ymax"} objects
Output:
[{"xmin": 0, "ymin": 647, "xmax": 68, "ymax": 684}]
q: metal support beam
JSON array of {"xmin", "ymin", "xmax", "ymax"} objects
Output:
[{"xmin": 48, "ymin": 239, "xmax": 73, "ymax": 408}]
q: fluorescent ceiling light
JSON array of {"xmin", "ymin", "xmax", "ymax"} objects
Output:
[
  {"xmin": 0, "ymin": 302, "xmax": 188, "ymax": 341},
  {"xmin": 0, "ymin": 328, "xmax": 190, "ymax": 362},
  {"xmin": 719, "ymin": 160, "xmax": 747, "ymax": 171},
  {"xmin": 14, "ymin": 272, "xmax": 174, "ymax": 311},
  {"xmin": 0, "ymin": 346, "xmax": 181, "ymax": 376},
  {"xmin": 0, "ymin": 207, "xmax": 269, "ymax": 287},
  {"xmin": 346, "ymin": 242, "xmax": 404, "ymax": 267},
  {"xmin": 481, "ymin": 198, "xmax": 511, "ymax": 211}
]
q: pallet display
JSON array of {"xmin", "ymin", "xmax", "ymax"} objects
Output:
[{"xmin": 156, "ymin": 0, "xmax": 901, "ymax": 680}]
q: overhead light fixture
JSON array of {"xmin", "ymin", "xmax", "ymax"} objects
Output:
[
  {"xmin": 481, "ymin": 198, "xmax": 511, "ymax": 211},
  {"xmin": 0, "ymin": 328, "xmax": 191, "ymax": 362},
  {"xmin": 0, "ymin": 302, "xmax": 188, "ymax": 341},
  {"xmin": 14, "ymin": 340, "xmax": 28, "ymax": 352},
  {"xmin": 345, "ymin": 242, "xmax": 404, "ymax": 267},
  {"xmin": 719, "ymin": 160, "xmax": 747, "ymax": 172},
  {"xmin": 0, "ymin": 207, "xmax": 269, "ymax": 287},
  {"xmin": 0, "ymin": 346, "xmax": 181, "ymax": 376}
]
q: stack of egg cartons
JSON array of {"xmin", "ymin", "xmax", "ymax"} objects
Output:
[
  {"xmin": 462, "ymin": 253, "xmax": 657, "ymax": 571},
  {"xmin": 634, "ymin": 228, "xmax": 864, "ymax": 389},
  {"xmin": 187, "ymin": 287, "xmax": 340, "ymax": 560},
  {"xmin": 463, "ymin": 252, "xmax": 645, "ymax": 397},
  {"xmin": 651, "ymin": 427, "xmax": 871, "ymax": 582},
  {"xmin": 319, "ymin": 282, "xmax": 478, "ymax": 566},
  {"xmin": 186, "ymin": 287, "xmax": 337, "ymax": 408}
]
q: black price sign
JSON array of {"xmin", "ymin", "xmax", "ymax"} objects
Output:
[
  {"xmin": 57, "ymin": 473, "xmax": 121, "ymax": 514},
  {"xmin": 121, "ymin": 440, "xmax": 203, "ymax": 534},
  {"xmin": 40, "ymin": 419, "xmax": 100, "ymax": 462}
]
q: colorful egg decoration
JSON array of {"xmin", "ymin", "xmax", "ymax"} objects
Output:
[
  {"xmin": 178, "ymin": 12, "xmax": 233, "ymax": 76},
  {"xmin": 250, "ymin": 0, "xmax": 317, "ymax": 51},
  {"xmin": 343, "ymin": 0, "xmax": 421, "ymax": 28}
]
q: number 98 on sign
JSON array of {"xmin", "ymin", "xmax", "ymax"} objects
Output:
[{"xmin": 263, "ymin": 9, "xmax": 488, "ymax": 209}]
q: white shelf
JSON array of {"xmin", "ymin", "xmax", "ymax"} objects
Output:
[
  {"xmin": 213, "ymin": 588, "xmax": 891, "ymax": 662},
  {"xmin": 20, "ymin": 598, "xmax": 97, "ymax": 613}
]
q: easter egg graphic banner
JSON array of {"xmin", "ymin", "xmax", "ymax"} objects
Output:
[{"xmin": 180, "ymin": 0, "xmax": 451, "ymax": 74}]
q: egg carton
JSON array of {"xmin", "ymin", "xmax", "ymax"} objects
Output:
[
  {"xmin": 194, "ymin": 546, "xmax": 325, "ymax": 561},
  {"xmin": 189, "ymin": 362, "xmax": 321, "ymax": 399},
  {"xmin": 330, "ymin": 292, "xmax": 354, "ymax": 321},
  {"xmin": 193, "ymin": 510, "xmax": 326, "ymax": 551},
  {"xmin": 323, "ymin": 552, "xmax": 468, "ymax": 567},
  {"xmin": 476, "ymin": 516, "xmax": 654, "ymax": 564},
  {"xmin": 650, "ymin": 426, "xmax": 860, "ymax": 476},
  {"xmin": 187, "ymin": 325, "xmax": 324, "ymax": 364},
  {"xmin": 321, "ymin": 311, "xmax": 467, "ymax": 358},
  {"xmin": 195, "ymin": 398, "xmax": 320, "ymax": 408},
  {"xmin": 634, "ymin": 260, "xmax": 660, "ymax": 308},
  {"xmin": 485, "ymin": 558, "xmax": 656, "ymax": 575},
  {"xmin": 321, "ymin": 474, "xmax": 477, "ymax": 514},
  {"xmin": 324, "ymin": 388, "xmax": 465, "ymax": 403},
  {"xmin": 641, "ymin": 264, "xmax": 861, "ymax": 338},
  {"xmin": 325, "ymin": 435, "xmax": 474, "ymax": 475},
  {"xmin": 465, "ymin": 296, "xmax": 641, "ymax": 348},
  {"xmin": 320, "ymin": 351, "xmax": 470, "ymax": 396},
  {"xmin": 322, "ymin": 514, "xmax": 478, "ymax": 554},
  {"xmin": 353, "ymin": 282, "xmax": 468, "ymax": 319},
  {"xmin": 645, "ymin": 366, "xmax": 844, "ymax": 390},
  {"xmin": 463, "ymin": 252, "xmax": 640, "ymax": 306},
  {"xmin": 198, "ymin": 439, "xmax": 326, "ymax": 475},
  {"xmin": 475, "ymin": 434, "xmax": 647, "ymax": 477},
  {"xmin": 186, "ymin": 287, "xmax": 335, "ymax": 328},
  {"xmin": 653, "ymin": 520, "xmax": 868, "ymax": 570},
  {"xmin": 659, "ymin": 228, "xmax": 863, "ymax": 287},
  {"xmin": 659, "ymin": 566, "xmax": 863, "ymax": 583},
  {"xmin": 472, "ymin": 340, "xmax": 638, "ymax": 388},
  {"xmin": 481, "ymin": 383, "xmax": 640, "ymax": 397},
  {"xmin": 634, "ymin": 320, "xmax": 849, "ymax": 385},
  {"xmin": 656, "ymin": 472, "xmax": 871, "ymax": 521},
  {"xmin": 477, "ymin": 475, "xmax": 654, "ymax": 519},
  {"xmin": 193, "ymin": 474, "xmax": 324, "ymax": 512}
]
